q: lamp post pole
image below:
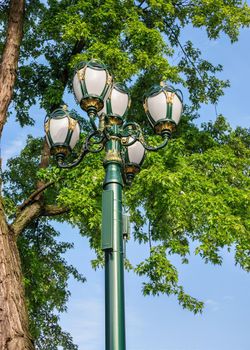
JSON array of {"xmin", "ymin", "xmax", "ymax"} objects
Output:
[
  {"xmin": 44, "ymin": 59, "xmax": 183, "ymax": 350},
  {"xmin": 102, "ymin": 134, "xmax": 126, "ymax": 350}
]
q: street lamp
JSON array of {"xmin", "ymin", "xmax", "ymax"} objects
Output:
[{"xmin": 44, "ymin": 60, "xmax": 183, "ymax": 350}]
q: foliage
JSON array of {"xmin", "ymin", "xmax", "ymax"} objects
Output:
[
  {"xmin": 3, "ymin": 136, "xmax": 43, "ymax": 206},
  {"xmin": 135, "ymin": 245, "xmax": 204, "ymax": 313},
  {"xmin": 45, "ymin": 115, "xmax": 250, "ymax": 312},
  {"xmin": 1, "ymin": 0, "xmax": 250, "ymax": 347},
  {"xmin": 5, "ymin": 116, "xmax": 250, "ymax": 321},
  {"xmin": 19, "ymin": 220, "xmax": 85, "ymax": 350},
  {"xmin": 6, "ymin": 0, "xmax": 250, "ymax": 124},
  {"xmin": 126, "ymin": 116, "xmax": 250, "ymax": 272},
  {"xmin": 3, "ymin": 137, "xmax": 86, "ymax": 348}
]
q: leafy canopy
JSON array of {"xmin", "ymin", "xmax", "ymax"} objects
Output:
[
  {"xmin": 11, "ymin": 0, "xmax": 250, "ymax": 124},
  {"xmin": 1, "ymin": 0, "xmax": 250, "ymax": 347}
]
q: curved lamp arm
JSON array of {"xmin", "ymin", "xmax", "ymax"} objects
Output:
[
  {"xmin": 121, "ymin": 122, "xmax": 143, "ymax": 146},
  {"xmin": 121, "ymin": 121, "xmax": 171, "ymax": 151},
  {"xmin": 140, "ymin": 133, "xmax": 171, "ymax": 152},
  {"xmin": 88, "ymin": 113, "xmax": 98, "ymax": 131},
  {"xmin": 56, "ymin": 130, "xmax": 105, "ymax": 169},
  {"xmin": 85, "ymin": 130, "xmax": 106, "ymax": 153}
]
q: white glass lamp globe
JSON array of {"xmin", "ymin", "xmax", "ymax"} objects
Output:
[
  {"xmin": 124, "ymin": 138, "xmax": 145, "ymax": 182},
  {"xmin": 144, "ymin": 83, "xmax": 183, "ymax": 135},
  {"xmin": 44, "ymin": 107, "xmax": 80, "ymax": 157},
  {"xmin": 72, "ymin": 60, "xmax": 112, "ymax": 113},
  {"xmin": 126, "ymin": 138, "xmax": 145, "ymax": 166},
  {"xmin": 98, "ymin": 83, "xmax": 131, "ymax": 125}
]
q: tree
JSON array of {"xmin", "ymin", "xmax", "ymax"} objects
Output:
[
  {"xmin": 0, "ymin": 1, "xmax": 33, "ymax": 349},
  {"xmin": 0, "ymin": 0, "xmax": 250, "ymax": 348}
]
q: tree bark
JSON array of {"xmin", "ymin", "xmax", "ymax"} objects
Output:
[
  {"xmin": 11, "ymin": 202, "xmax": 42, "ymax": 238},
  {"xmin": 0, "ymin": 1, "xmax": 85, "ymax": 346},
  {"xmin": 12, "ymin": 201, "xmax": 69, "ymax": 237},
  {"xmin": 0, "ymin": 1, "xmax": 85, "ymax": 348},
  {"xmin": 0, "ymin": 201, "xmax": 34, "ymax": 350},
  {"xmin": 0, "ymin": 196, "xmax": 69, "ymax": 349},
  {"xmin": 0, "ymin": 0, "xmax": 25, "ymax": 136},
  {"xmin": 0, "ymin": 1, "xmax": 34, "ymax": 348}
]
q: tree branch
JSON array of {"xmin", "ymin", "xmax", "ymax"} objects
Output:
[
  {"xmin": 36, "ymin": 39, "xmax": 86, "ymax": 191},
  {"xmin": 18, "ymin": 181, "xmax": 54, "ymax": 211},
  {"xmin": 11, "ymin": 203, "xmax": 69, "ymax": 237},
  {"xmin": 11, "ymin": 38, "xmax": 85, "ymax": 237},
  {"xmin": 137, "ymin": 0, "xmax": 147, "ymax": 8},
  {"xmin": 50, "ymin": 39, "xmax": 85, "ymax": 111},
  {"xmin": 11, "ymin": 202, "xmax": 42, "ymax": 237},
  {"xmin": 42, "ymin": 205, "xmax": 69, "ymax": 217}
]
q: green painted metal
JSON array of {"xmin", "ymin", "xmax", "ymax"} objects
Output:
[
  {"xmin": 143, "ymin": 83, "xmax": 183, "ymax": 102},
  {"xmin": 122, "ymin": 214, "xmax": 130, "ymax": 240},
  {"xmin": 103, "ymin": 137, "xmax": 126, "ymax": 350},
  {"xmin": 49, "ymin": 63, "xmax": 184, "ymax": 350},
  {"xmin": 102, "ymin": 190, "xmax": 114, "ymax": 250}
]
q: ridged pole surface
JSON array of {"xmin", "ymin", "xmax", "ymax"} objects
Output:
[{"xmin": 103, "ymin": 137, "xmax": 126, "ymax": 350}]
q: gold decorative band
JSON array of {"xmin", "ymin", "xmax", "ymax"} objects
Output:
[
  {"xmin": 68, "ymin": 117, "xmax": 78, "ymax": 131},
  {"xmin": 51, "ymin": 146, "xmax": 69, "ymax": 156},
  {"xmin": 108, "ymin": 116, "xmax": 123, "ymax": 125},
  {"xmin": 104, "ymin": 150, "xmax": 122, "ymax": 164},
  {"xmin": 124, "ymin": 165, "xmax": 140, "ymax": 175},
  {"xmin": 154, "ymin": 121, "xmax": 175, "ymax": 135},
  {"xmin": 80, "ymin": 98, "xmax": 103, "ymax": 112}
]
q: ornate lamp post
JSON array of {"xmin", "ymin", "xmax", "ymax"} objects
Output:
[{"xmin": 44, "ymin": 60, "xmax": 183, "ymax": 350}]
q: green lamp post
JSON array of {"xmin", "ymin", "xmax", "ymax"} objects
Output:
[{"xmin": 44, "ymin": 60, "xmax": 183, "ymax": 350}]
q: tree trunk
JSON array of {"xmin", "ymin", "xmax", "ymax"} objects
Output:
[
  {"xmin": 0, "ymin": 0, "xmax": 25, "ymax": 135},
  {"xmin": 0, "ymin": 0, "xmax": 35, "ymax": 347},
  {"xmin": 0, "ymin": 203, "xmax": 34, "ymax": 350}
]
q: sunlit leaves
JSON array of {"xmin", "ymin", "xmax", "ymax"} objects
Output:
[
  {"xmin": 1, "ymin": 0, "xmax": 250, "ymax": 343},
  {"xmin": 19, "ymin": 220, "xmax": 85, "ymax": 349},
  {"xmin": 135, "ymin": 245, "xmax": 203, "ymax": 313},
  {"xmin": 127, "ymin": 116, "xmax": 250, "ymax": 270},
  {"xmin": 3, "ymin": 0, "xmax": 248, "ymax": 124},
  {"xmin": 189, "ymin": 0, "xmax": 250, "ymax": 42}
]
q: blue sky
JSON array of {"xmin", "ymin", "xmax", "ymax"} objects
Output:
[{"xmin": 1, "ymin": 21, "xmax": 250, "ymax": 350}]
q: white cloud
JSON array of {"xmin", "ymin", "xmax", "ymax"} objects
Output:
[
  {"xmin": 205, "ymin": 299, "xmax": 220, "ymax": 312},
  {"xmin": 209, "ymin": 40, "xmax": 219, "ymax": 47},
  {"xmin": 1, "ymin": 137, "xmax": 25, "ymax": 168}
]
